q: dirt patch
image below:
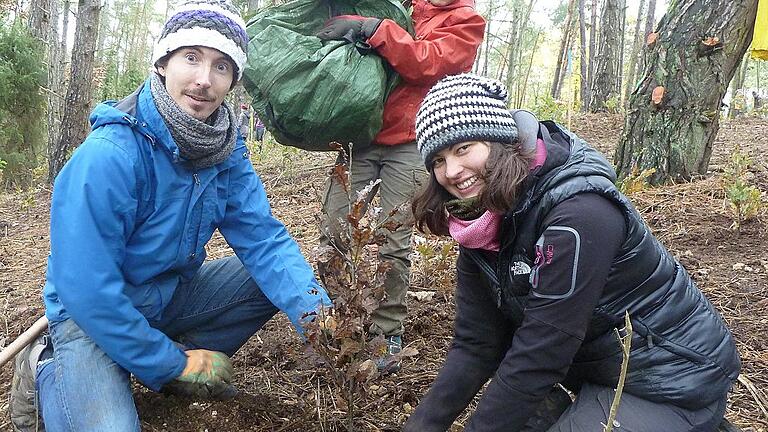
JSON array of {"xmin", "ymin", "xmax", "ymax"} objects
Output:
[{"xmin": 1, "ymin": 115, "xmax": 766, "ymax": 431}]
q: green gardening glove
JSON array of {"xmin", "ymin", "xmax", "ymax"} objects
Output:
[{"xmin": 162, "ymin": 349, "xmax": 237, "ymax": 400}]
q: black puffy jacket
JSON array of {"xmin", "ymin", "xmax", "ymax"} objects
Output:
[{"xmin": 464, "ymin": 120, "xmax": 740, "ymax": 409}]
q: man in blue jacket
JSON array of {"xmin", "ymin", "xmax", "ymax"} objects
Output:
[{"xmin": 9, "ymin": 1, "xmax": 331, "ymax": 430}]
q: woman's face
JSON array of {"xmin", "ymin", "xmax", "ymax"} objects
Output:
[{"xmin": 432, "ymin": 141, "xmax": 490, "ymax": 199}]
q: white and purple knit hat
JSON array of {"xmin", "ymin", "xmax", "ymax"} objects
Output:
[
  {"xmin": 416, "ymin": 74, "xmax": 518, "ymax": 168},
  {"xmin": 152, "ymin": 0, "xmax": 248, "ymax": 81}
]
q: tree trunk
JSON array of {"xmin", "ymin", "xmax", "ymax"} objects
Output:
[
  {"xmin": 616, "ymin": 0, "xmax": 626, "ymax": 98},
  {"xmin": 587, "ymin": 0, "xmax": 599, "ymax": 97},
  {"xmin": 481, "ymin": 0, "xmax": 494, "ymax": 76},
  {"xmin": 503, "ymin": 4, "xmax": 521, "ymax": 89},
  {"xmin": 623, "ymin": 0, "xmax": 646, "ymax": 106},
  {"xmin": 639, "ymin": 0, "xmax": 656, "ymax": 72},
  {"xmin": 590, "ymin": 0, "xmax": 621, "ymax": 111},
  {"xmin": 518, "ymin": 30, "xmax": 542, "ymax": 108},
  {"xmin": 49, "ymin": 0, "xmax": 102, "ymax": 183},
  {"xmin": 47, "ymin": 0, "xmax": 71, "ymax": 167},
  {"xmin": 551, "ymin": 0, "xmax": 577, "ymax": 99},
  {"xmin": 578, "ymin": 0, "xmax": 590, "ymax": 111},
  {"xmin": 507, "ymin": 0, "xmax": 536, "ymax": 108},
  {"xmin": 728, "ymin": 53, "xmax": 749, "ymax": 118},
  {"xmin": 27, "ymin": 0, "xmax": 51, "ymax": 40},
  {"xmin": 615, "ymin": 0, "xmax": 758, "ymax": 184}
]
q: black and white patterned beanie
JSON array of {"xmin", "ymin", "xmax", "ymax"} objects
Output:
[
  {"xmin": 415, "ymin": 74, "xmax": 518, "ymax": 168},
  {"xmin": 152, "ymin": 0, "xmax": 248, "ymax": 81}
]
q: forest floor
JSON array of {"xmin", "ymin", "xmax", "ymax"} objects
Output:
[{"xmin": 0, "ymin": 114, "xmax": 767, "ymax": 431}]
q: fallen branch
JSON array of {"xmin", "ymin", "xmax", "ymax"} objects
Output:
[{"xmin": 737, "ymin": 374, "xmax": 768, "ymax": 421}]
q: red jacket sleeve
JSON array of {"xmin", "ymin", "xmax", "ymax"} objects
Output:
[{"xmin": 367, "ymin": 13, "xmax": 486, "ymax": 85}]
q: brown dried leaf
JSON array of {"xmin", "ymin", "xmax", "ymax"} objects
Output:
[
  {"xmin": 349, "ymin": 359, "xmax": 379, "ymax": 382},
  {"xmin": 339, "ymin": 338, "xmax": 362, "ymax": 359},
  {"xmin": 646, "ymin": 32, "xmax": 658, "ymax": 45},
  {"xmin": 651, "ymin": 86, "xmax": 665, "ymax": 105},
  {"xmin": 396, "ymin": 347, "xmax": 419, "ymax": 358},
  {"xmin": 331, "ymin": 164, "xmax": 348, "ymax": 193}
]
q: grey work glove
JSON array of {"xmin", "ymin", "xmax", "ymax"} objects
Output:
[{"xmin": 315, "ymin": 15, "xmax": 383, "ymax": 42}]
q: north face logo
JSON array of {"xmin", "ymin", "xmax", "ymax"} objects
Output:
[{"xmin": 510, "ymin": 261, "xmax": 531, "ymax": 276}]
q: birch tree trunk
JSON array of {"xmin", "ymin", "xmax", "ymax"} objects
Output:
[
  {"xmin": 615, "ymin": 0, "xmax": 759, "ymax": 184},
  {"xmin": 49, "ymin": 0, "xmax": 102, "ymax": 183}
]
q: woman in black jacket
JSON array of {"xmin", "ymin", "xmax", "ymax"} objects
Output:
[{"xmin": 406, "ymin": 74, "xmax": 740, "ymax": 432}]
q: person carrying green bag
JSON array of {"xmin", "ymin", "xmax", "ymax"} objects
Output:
[{"xmin": 316, "ymin": 0, "xmax": 486, "ymax": 374}]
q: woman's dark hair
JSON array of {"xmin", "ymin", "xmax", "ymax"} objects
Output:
[{"xmin": 412, "ymin": 140, "xmax": 536, "ymax": 236}]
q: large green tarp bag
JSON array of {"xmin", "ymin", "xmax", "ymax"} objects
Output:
[{"xmin": 242, "ymin": 0, "xmax": 412, "ymax": 151}]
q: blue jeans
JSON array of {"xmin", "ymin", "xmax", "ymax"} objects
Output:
[{"xmin": 36, "ymin": 256, "xmax": 279, "ymax": 431}]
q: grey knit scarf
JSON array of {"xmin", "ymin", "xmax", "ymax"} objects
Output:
[{"xmin": 150, "ymin": 73, "xmax": 236, "ymax": 170}]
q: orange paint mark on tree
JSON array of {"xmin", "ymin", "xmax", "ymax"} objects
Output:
[{"xmin": 652, "ymin": 86, "xmax": 665, "ymax": 105}]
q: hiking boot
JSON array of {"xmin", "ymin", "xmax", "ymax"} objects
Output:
[
  {"xmin": 374, "ymin": 335, "xmax": 402, "ymax": 374},
  {"xmin": 9, "ymin": 334, "xmax": 49, "ymax": 432}
]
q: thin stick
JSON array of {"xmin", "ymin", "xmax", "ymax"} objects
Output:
[
  {"xmin": 603, "ymin": 312, "xmax": 633, "ymax": 432},
  {"xmin": 0, "ymin": 315, "xmax": 48, "ymax": 368},
  {"xmin": 737, "ymin": 374, "xmax": 768, "ymax": 421}
]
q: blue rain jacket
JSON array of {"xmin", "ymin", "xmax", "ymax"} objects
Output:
[{"xmin": 43, "ymin": 80, "xmax": 331, "ymax": 391}]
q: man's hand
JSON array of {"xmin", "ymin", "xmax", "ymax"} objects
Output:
[
  {"xmin": 162, "ymin": 349, "xmax": 237, "ymax": 400},
  {"xmin": 315, "ymin": 15, "xmax": 382, "ymax": 41},
  {"xmin": 179, "ymin": 349, "xmax": 234, "ymax": 384}
]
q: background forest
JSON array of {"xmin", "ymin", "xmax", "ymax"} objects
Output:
[
  {"xmin": 1, "ymin": 0, "xmax": 767, "ymax": 187},
  {"xmin": 1, "ymin": 0, "xmax": 767, "ymax": 431}
]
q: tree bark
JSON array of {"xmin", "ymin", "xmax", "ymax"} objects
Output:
[
  {"xmin": 49, "ymin": 0, "xmax": 102, "ymax": 183},
  {"xmin": 615, "ymin": 0, "xmax": 759, "ymax": 184},
  {"xmin": 590, "ymin": 0, "xmax": 621, "ymax": 111},
  {"xmin": 27, "ymin": 0, "xmax": 51, "ymax": 41},
  {"xmin": 578, "ymin": 0, "xmax": 590, "ymax": 110},
  {"xmin": 623, "ymin": 0, "xmax": 646, "ymax": 106}
]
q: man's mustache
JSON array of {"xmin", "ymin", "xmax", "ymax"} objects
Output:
[{"xmin": 184, "ymin": 90, "xmax": 213, "ymax": 101}]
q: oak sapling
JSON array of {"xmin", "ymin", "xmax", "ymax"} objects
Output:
[{"xmin": 304, "ymin": 144, "xmax": 417, "ymax": 430}]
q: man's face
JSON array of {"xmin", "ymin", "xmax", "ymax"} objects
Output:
[
  {"xmin": 428, "ymin": 0, "xmax": 457, "ymax": 6},
  {"xmin": 156, "ymin": 46, "xmax": 234, "ymax": 121}
]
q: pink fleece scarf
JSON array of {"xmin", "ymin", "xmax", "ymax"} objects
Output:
[
  {"xmin": 448, "ymin": 211, "xmax": 503, "ymax": 251},
  {"xmin": 446, "ymin": 139, "xmax": 547, "ymax": 251}
]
